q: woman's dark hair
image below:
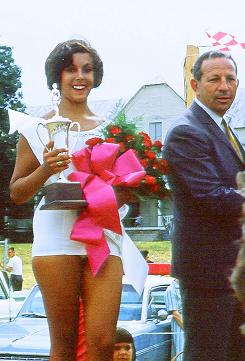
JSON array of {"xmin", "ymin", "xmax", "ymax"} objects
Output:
[
  {"xmin": 115, "ymin": 327, "xmax": 136, "ymax": 360},
  {"xmin": 192, "ymin": 50, "xmax": 237, "ymax": 81},
  {"xmin": 45, "ymin": 39, "xmax": 103, "ymax": 90}
]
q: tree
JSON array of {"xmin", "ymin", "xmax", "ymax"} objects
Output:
[
  {"xmin": 0, "ymin": 45, "xmax": 26, "ymax": 132},
  {"xmin": 0, "ymin": 45, "xmax": 26, "ymax": 237}
]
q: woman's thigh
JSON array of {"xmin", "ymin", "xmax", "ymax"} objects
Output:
[
  {"xmin": 82, "ymin": 255, "xmax": 123, "ymax": 343},
  {"xmin": 32, "ymin": 255, "xmax": 84, "ymax": 350}
]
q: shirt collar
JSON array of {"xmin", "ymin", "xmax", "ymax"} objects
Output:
[{"xmin": 194, "ymin": 98, "xmax": 224, "ymax": 129}]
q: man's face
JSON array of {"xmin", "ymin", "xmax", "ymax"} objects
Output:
[
  {"xmin": 8, "ymin": 250, "xmax": 14, "ymax": 258},
  {"xmin": 191, "ymin": 57, "xmax": 238, "ymax": 116},
  {"xmin": 113, "ymin": 342, "xmax": 134, "ymax": 361}
]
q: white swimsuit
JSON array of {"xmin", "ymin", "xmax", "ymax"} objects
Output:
[{"xmin": 21, "ymin": 120, "xmax": 121, "ymax": 258}]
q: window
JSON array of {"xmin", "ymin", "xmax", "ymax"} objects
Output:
[
  {"xmin": 0, "ymin": 280, "xmax": 7, "ymax": 299},
  {"xmin": 149, "ymin": 122, "xmax": 162, "ymax": 141},
  {"xmin": 119, "ymin": 284, "xmax": 143, "ymax": 321},
  {"xmin": 147, "ymin": 285, "xmax": 168, "ymax": 318}
]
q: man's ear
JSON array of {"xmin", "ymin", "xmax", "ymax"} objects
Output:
[{"xmin": 190, "ymin": 78, "xmax": 197, "ymax": 92}]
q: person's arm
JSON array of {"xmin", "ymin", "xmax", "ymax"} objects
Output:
[
  {"xmin": 3, "ymin": 258, "xmax": 13, "ymax": 273},
  {"xmin": 5, "ymin": 265, "xmax": 12, "ymax": 273},
  {"xmin": 9, "ymin": 135, "xmax": 71, "ymax": 204},
  {"xmin": 163, "ymin": 124, "xmax": 245, "ymax": 218},
  {"xmin": 172, "ymin": 310, "xmax": 184, "ymax": 329},
  {"xmin": 0, "ymin": 263, "xmax": 12, "ymax": 272}
]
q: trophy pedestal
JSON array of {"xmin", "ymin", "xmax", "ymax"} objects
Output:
[{"xmin": 40, "ymin": 182, "xmax": 87, "ymax": 210}]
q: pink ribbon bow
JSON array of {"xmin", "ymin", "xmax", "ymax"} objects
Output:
[{"xmin": 68, "ymin": 142, "xmax": 146, "ymax": 276}]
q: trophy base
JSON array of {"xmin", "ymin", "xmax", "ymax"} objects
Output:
[
  {"xmin": 40, "ymin": 200, "xmax": 88, "ymax": 210},
  {"xmin": 40, "ymin": 181, "xmax": 87, "ymax": 210}
]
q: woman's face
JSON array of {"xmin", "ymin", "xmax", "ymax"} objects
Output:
[{"xmin": 60, "ymin": 52, "xmax": 94, "ymax": 104}]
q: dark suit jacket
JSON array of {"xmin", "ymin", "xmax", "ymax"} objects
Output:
[{"xmin": 163, "ymin": 101, "xmax": 245, "ymax": 289}]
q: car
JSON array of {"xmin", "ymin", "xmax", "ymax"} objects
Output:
[
  {"xmin": 0, "ymin": 264, "xmax": 173, "ymax": 361},
  {"xmin": 0, "ymin": 271, "xmax": 29, "ymax": 324}
]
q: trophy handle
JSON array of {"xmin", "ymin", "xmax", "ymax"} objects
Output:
[
  {"xmin": 36, "ymin": 123, "xmax": 50, "ymax": 151},
  {"xmin": 69, "ymin": 122, "xmax": 81, "ymax": 153}
]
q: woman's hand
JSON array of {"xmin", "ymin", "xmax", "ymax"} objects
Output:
[{"xmin": 42, "ymin": 141, "xmax": 71, "ymax": 176}]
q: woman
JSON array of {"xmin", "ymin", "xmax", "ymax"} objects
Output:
[{"xmin": 9, "ymin": 39, "xmax": 126, "ymax": 361}]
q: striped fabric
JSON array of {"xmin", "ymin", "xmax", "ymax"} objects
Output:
[{"xmin": 164, "ymin": 279, "xmax": 184, "ymax": 361}]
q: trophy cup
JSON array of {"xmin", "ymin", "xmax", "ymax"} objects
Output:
[{"xmin": 36, "ymin": 83, "xmax": 87, "ymax": 210}]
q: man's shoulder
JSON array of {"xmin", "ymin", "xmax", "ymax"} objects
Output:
[
  {"xmin": 13, "ymin": 256, "xmax": 22, "ymax": 263},
  {"xmin": 174, "ymin": 101, "xmax": 207, "ymax": 124},
  {"xmin": 165, "ymin": 102, "xmax": 210, "ymax": 139}
]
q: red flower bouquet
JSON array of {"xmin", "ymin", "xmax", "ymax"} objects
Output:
[
  {"xmin": 85, "ymin": 115, "xmax": 169, "ymax": 201},
  {"xmin": 67, "ymin": 114, "xmax": 169, "ymax": 274}
]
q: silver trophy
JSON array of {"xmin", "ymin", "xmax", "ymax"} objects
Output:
[{"xmin": 36, "ymin": 83, "xmax": 87, "ymax": 210}]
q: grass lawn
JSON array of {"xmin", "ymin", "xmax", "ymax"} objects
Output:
[{"xmin": 0, "ymin": 241, "xmax": 172, "ymax": 290}]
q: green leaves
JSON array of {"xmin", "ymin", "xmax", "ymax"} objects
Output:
[
  {"xmin": 0, "ymin": 45, "xmax": 25, "ymax": 132},
  {"xmin": 0, "ymin": 44, "xmax": 26, "ymax": 235}
]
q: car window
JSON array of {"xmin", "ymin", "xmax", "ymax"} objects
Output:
[
  {"xmin": 19, "ymin": 287, "xmax": 46, "ymax": 317},
  {"xmin": 29, "ymin": 290, "xmax": 46, "ymax": 315},
  {"xmin": 0, "ymin": 279, "xmax": 7, "ymax": 300},
  {"xmin": 118, "ymin": 284, "xmax": 143, "ymax": 321},
  {"xmin": 0, "ymin": 286, "xmax": 6, "ymax": 299},
  {"xmin": 147, "ymin": 285, "xmax": 168, "ymax": 319}
]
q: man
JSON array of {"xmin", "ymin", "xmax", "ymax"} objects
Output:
[
  {"xmin": 113, "ymin": 327, "xmax": 136, "ymax": 361},
  {"xmin": 140, "ymin": 250, "xmax": 154, "ymax": 263},
  {"xmin": 5, "ymin": 247, "xmax": 23, "ymax": 291},
  {"xmin": 164, "ymin": 279, "xmax": 184, "ymax": 361},
  {"xmin": 163, "ymin": 50, "xmax": 245, "ymax": 361}
]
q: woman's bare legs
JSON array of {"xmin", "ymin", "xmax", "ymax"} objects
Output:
[
  {"xmin": 32, "ymin": 255, "xmax": 84, "ymax": 361},
  {"xmin": 82, "ymin": 255, "xmax": 123, "ymax": 361}
]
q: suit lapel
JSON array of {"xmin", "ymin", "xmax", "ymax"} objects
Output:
[{"xmin": 190, "ymin": 102, "xmax": 244, "ymax": 163}]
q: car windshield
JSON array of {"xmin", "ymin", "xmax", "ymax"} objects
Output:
[
  {"xmin": 19, "ymin": 287, "xmax": 46, "ymax": 318},
  {"xmin": 118, "ymin": 284, "xmax": 143, "ymax": 321},
  {"xmin": 18, "ymin": 284, "xmax": 143, "ymax": 321}
]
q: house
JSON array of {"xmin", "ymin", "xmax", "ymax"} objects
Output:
[
  {"xmin": 227, "ymin": 88, "xmax": 245, "ymax": 145},
  {"xmin": 122, "ymin": 80, "xmax": 185, "ymax": 235},
  {"xmin": 123, "ymin": 79, "xmax": 185, "ymax": 143}
]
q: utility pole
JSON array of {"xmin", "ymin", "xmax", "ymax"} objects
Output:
[{"xmin": 184, "ymin": 45, "xmax": 199, "ymax": 108}]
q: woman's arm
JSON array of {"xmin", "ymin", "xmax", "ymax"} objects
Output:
[{"xmin": 9, "ymin": 135, "xmax": 71, "ymax": 204}]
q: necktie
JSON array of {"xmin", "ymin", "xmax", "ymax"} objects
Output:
[{"xmin": 221, "ymin": 118, "xmax": 244, "ymax": 162}]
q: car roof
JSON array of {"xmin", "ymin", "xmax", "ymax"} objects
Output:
[{"xmin": 123, "ymin": 274, "xmax": 173, "ymax": 290}]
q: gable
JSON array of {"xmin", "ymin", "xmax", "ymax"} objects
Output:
[{"xmin": 123, "ymin": 83, "xmax": 185, "ymax": 140}]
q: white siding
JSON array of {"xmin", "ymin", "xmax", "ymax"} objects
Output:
[{"xmin": 123, "ymin": 83, "xmax": 185, "ymax": 142}]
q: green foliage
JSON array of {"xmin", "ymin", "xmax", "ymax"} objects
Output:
[
  {"xmin": 0, "ymin": 130, "xmax": 19, "ymax": 215},
  {"xmin": 99, "ymin": 110, "xmax": 169, "ymax": 200},
  {"xmin": 0, "ymin": 44, "xmax": 26, "ymax": 235},
  {"xmin": 0, "ymin": 45, "xmax": 25, "ymax": 133},
  {"xmin": 0, "ymin": 46, "xmax": 25, "ymax": 109},
  {"xmin": 102, "ymin": 110, "xmax": 140, "ymax": 139}
]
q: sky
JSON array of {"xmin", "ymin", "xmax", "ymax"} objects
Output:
[{"xmin": 1, "ymin": 0, "xmax": 245, "ymax": 108}]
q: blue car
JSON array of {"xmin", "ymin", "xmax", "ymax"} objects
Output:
[{"xmin": 0, "ymin": 274, "xmax": 173, "ymax": 360}]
